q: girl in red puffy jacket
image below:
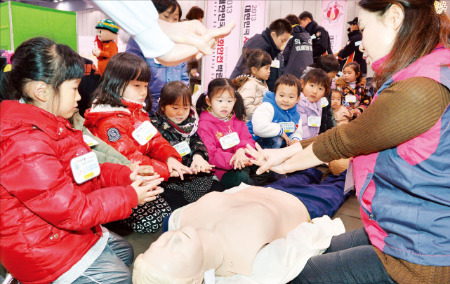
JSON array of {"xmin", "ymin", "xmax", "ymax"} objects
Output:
[
  {"xmin": 0, "ymin": 37, "xmax": 163, "ymax": 284},
  {"xmin": 84, "ymin": 53, "xmax": 195, "ymax": 211}
]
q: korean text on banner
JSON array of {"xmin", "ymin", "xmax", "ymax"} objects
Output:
[{"xmin": 204, "ymin": 0, "xmax": 241, "ymax": 86}]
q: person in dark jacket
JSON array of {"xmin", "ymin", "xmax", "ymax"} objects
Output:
[
  {"xmin": 337, "ymin": 17, "xmax": 367, "ymax": 76},
  {"xmin": 299, "ymin": 11, "xmax": 333, "ymax": 62},
  {"xmin": 230, "ymin": 19, "xmax": 292, "ymax": 91},
  {"xmin": 283, "ymin": 24, "xmax": 314, "ymax": 79}
]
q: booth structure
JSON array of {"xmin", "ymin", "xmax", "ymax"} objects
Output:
[{"xmin": 0, "ymin": 1, "xmax": 77, "ymax": 51}]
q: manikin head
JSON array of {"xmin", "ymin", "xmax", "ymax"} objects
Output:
[{"xmin": 133, "ymin": 227, "xmax": 205, "ymax": 284}]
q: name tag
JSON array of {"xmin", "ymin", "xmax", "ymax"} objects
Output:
[
  {"xmin": 271, "ymin": 59, "xmax": 280, "ymax": 69},
  {"xmin": 83, "ymin": 135, "xmax": 99, "ymax": 147},
  {"xmin": 219, "ymin": 132, "xmax": 240, "ymax": 150},
  {"xmin": 308, "ymin": 116, "xmax": 321, "ymax": 127},
  {"xmin": 344, "ymin": 160, "xmax": 355, "ymax": 195},
  {"xmin": 70, "ymin": 151, "xmax": 100, "ymax": 184},
  {"xmin": 345, "ymin": 95, "xmax": 357, "ymax": 103},
  {"xmin": 355, "ymin": 41, "xmax": 361, "ymax": 47},
  {"xmin": 321, "ymin": 97, "xmax": 329, "ymax": 108},
  {"xmin": 310, "ymin": 34, "xmax": 317, "ymax": 40},
  {"xmin": 173, "ymin": 141, "xmax": 191, "ymax": 157},
  {"xmin": 132, "ymin": 121, "xmax": 158, "ymax": 146},
  {"xmin": 279, "ymin": 122, "xmax": 296, "ymax": 133}
]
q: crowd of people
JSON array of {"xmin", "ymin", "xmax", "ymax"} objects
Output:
[{"xmin": 0, "ymin": 0, "xmax": 449, "ymax": 283}]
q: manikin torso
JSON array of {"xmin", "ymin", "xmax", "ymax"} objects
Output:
[{"xmin": 180, "ymin": 187, "xmax": 309, "ymax": 276}]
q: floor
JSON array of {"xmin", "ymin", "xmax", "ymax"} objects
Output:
[{"xmin": 123, "ymin": 192, "xmax": 364, "ymax": 261}]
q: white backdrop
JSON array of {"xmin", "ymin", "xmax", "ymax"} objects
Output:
[{"xmin": 76, "ymin": 0, "xmax": 371, "ymax": 78}]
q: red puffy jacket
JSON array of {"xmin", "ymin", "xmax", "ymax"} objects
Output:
[
  {"xmin": 0, "ymin": 101, "xmax": 138, "ymax": 284},
  {"xmin": 84, "ymin": 99, "xmax": 181, "ymax": 180}
]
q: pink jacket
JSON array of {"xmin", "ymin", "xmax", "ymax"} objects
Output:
[{"xmin": 197, "ymin": 111, "xmax": 255, "ymax": 179}]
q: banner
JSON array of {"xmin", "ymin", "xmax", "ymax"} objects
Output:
[
  {"xmin": 241, "ymin": 1, "xmax": 266, "ymax": 46},
  {"xmin": 320, "ymin": 0, "xmax": 346, "ymax": 54},
  {"xmin": 204, "ymin": 0, "xmax": 242, "ymax": 86}
]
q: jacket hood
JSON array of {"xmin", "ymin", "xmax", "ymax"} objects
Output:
[
  {"xmin": 305, "ymin": 20, "xmax": 319, "ymax": 34},
  {"xmin": 1, "ymin": 100, "xmax": 74, "ymax": 143},
  {"xmin": 292, "ymin": 25, "xmax": 310, "ymax": 42},
  {"xmin": 83, "ymin": 103, "xmax": 131, "ymax": 130},
  {"xmin": 263, "ymin": 91, "xmax": 298, "ymax": 115}
]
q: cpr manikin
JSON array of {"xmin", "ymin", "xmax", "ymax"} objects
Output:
[{"xmin": 133, "ymin": 184, "xmax": 345, "ymax": 283}]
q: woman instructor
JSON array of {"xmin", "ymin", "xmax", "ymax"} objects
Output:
[{"xmin": 247, "ymin": 0, "xmax": 450, "ymax": 283}]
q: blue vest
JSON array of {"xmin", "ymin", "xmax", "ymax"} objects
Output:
[{"xmin": 247, "ymin": 91, "xmax": 300, "ymax": 140}]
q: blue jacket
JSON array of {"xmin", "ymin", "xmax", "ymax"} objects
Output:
[
  {"xmin": 126, "ymin": 37, "xmax": 189, "ymax": 102},
  {"xmin": 247, "ymin": 91, "xmax": 301, "ymax": 140}
]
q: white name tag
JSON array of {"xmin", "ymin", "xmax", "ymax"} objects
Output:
[
  {"xmin": 355, "ymin": 41, "xmax": 361, "ymax": 47},
  {"xmin": 83, "ymin": 135, "xmax": 99, "ymax": 147},
  {"xmin": 338, "ymin": 71, "xmax": 343, "ymax": 77},
  {"xmin": 321, "ymin": 97, "xmax": 329, "ymax": 108},
  {"xmin": 132, "ymin": 121, "xmax": 158, "ymax": 146},
  {"xmin": 70, "ymin": 151, "xmax": 100, "ymax": 184},
  {"xmin": 219, "ymin": 132, "xmax": 240, "ymax": 150},
  {"xmin": 173, "ymin": 141, "xmax": 191, "ymax": 157},
  {"xmin": 345, "ymin": 95, "xmax": 357, "ymax": 103},
  {"xmin": 344, "ymin": 160, "xmax": 355, "ymax": 195},
  {"xmin": 271, "ymin": 59, "xmax": 280, "ymax": 69},
  {"xmin": 279, "ymin": 121, "xmax": 296, "ymax": 133},
  {"xmin": 310, "ymin": 34, "xmax": 317, "ymax": 40},
  {"xmin": 307, "ymin": 116, "xmax": 321, "ymax": 127}
]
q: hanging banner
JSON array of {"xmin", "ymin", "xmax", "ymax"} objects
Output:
[
  {"xmin": 321, "ymin": 0, "xmax": 346, "ymax": 54},
  {"xmin": 204, "ymin": 0, "xmax": 241, "ymax": 86},
  {"xmin": 241, "ymin": 0, "xmax": 266, "ymax": 47}
]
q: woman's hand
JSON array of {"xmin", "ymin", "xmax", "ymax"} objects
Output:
[
  {"xmin": 157, "ymin": 20, "xmax": 235, "ymax": 65},
  {"xmin": 190, "ymin": 154, "xmax": 214, "ymax": 174},
  {"xmin": 246, "ymin": 143, "xmax": 301, "ymax": 175},
  {"xmin": 229, "ymin": 148, "xmax": 250, "ymax": 170},
  {"xmin": 167, "ymin": 157, "xmax": 193, "ymax": 180}
]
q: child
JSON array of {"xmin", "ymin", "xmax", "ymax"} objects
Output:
[
  {"xmin": 126, "ymin": 0, "xmax": 188, "ymax": 114},
  {"xmin": 302, "ymin": 54, "xmax": 341, "ymax": 134},
  {"xmin": 0, "ymin": 37, "xmax": 163, "ymax": 283},
  {"xmin": 150, "ymin": 81, "xmax": 224, "ymax": 203},
  {"xmin": 247, "ymin": 74, "xmax": 303, "ymax": 149},
  {"xmin": 297, "ymin": 68, "xmax": 331, "ymax": 139},
  {"xmin": 232, "ymin": 49, "xmax": 271, "ymax": 121},
  {"xmin": 330, "ymin": 89, "xmax": 351, "ymax": 126},
  {"xmin": 84, "ymin": 52, "xmax": 193, "ymax": 225},
  {"xmin": 335, "ymin": 62, "xmax": 371, "ymax": 119},
  {"xmin": 197, "ymin": 78, "xmax": 271, "ymax": 189}
]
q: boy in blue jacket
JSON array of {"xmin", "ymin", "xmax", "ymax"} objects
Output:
[{"xmin": 247, "ymin": 74, "xmax": 303, "ymax": 148}]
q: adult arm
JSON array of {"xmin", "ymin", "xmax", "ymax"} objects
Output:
[
  {"xmin": 337, "ymin": 39, "xmax": 357, "ymax": 59},
  {"xmin": 284, "ymin": 78, "xmax": 450, "ymax": 172}
]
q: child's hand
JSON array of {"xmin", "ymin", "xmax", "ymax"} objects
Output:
[
  {"xmin": 167, "ymin": 157, "xmax": 193, "ymax": 180},
  {"xmin": 230, "ymin": 148, "xmax": 249, "ymax": 170},
  {"xmin": 281, "ymin": 132, "xmax": 291, "ymax": 146},
  {"xmin": 353, "ymin": 109, "xmax": 362, "ymax": 118},
  {"xmin": 191, "ymin": 154, "xmax": 215, "ymax": 174},
  {"xmin": 131, "ymin": 175, "xmax": 164, "ymax": 205},
  {"xmin": 129, "ymin": 162, "xmax": 155, "ymax": 176},
  {"xmin": 290, "ymin": 139, "xmax": 300, "ymax": 145}
]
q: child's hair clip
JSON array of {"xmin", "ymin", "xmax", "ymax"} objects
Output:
[{"xmin": 435, "ymin": 0, "xmax": 447, "ymax": 14}]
